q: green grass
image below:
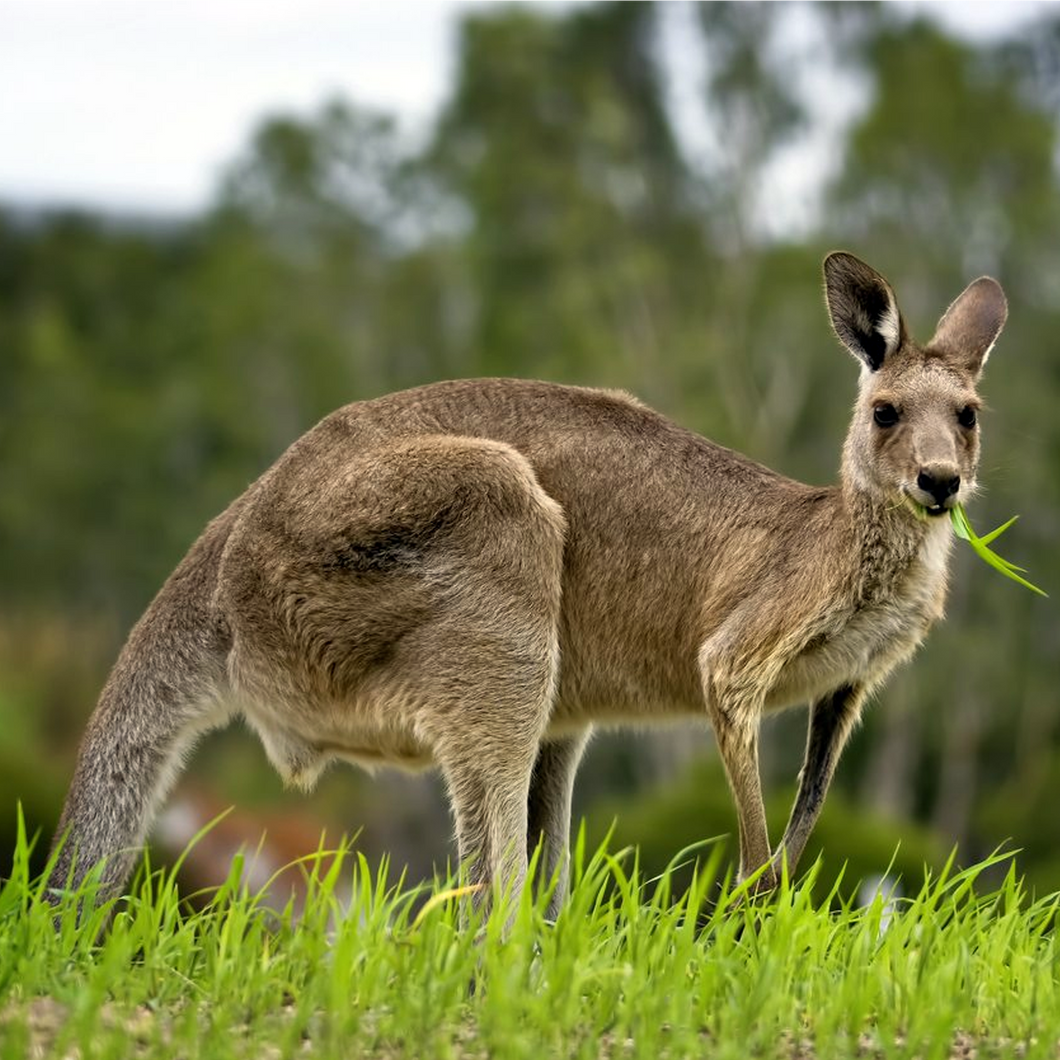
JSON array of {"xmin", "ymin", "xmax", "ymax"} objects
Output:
[
  {"xmin": 951, "ymin": 503, "xmax": 1048, "ymax": 598},
  {"xmin": 2, "ymin": 817, "xmax": 1059, "ymax": 1059}
]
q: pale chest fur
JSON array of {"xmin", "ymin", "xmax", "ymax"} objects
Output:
[{"xmin": 764, "ymin": 520, "xmax": 953, "ymax": 710}]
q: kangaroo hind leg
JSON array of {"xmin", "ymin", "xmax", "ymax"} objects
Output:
[
  {"xmin": 774, "ymin": 683, "xmax": 865, "ymax": 877},
  {"xmin": 402, "ymin": 438, "xmax": 566, "ymax": 917},
  {"xmin": 527, "ymin": 733, "xmax": 590, "ymax": 918}
]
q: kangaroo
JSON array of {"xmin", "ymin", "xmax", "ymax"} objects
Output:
[{"xmin": 48, "ymin": 253, "xmax": 1007, "ymax": 916}]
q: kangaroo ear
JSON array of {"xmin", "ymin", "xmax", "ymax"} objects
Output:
[
  {"xmin": 928, "ymin": 276, "xmax": 1007, "ymax": 378},
  {"xmin": 823, "ymin": 252, "xmax": 905, "ymax": 372}
]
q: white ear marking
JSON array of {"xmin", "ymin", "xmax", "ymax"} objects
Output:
[
  {"xmin": 876, "ymin": 298, "xmax": 901, "ymax": 355},
  {"xmin": 979, "ymin": 337, "xmax": 998, "ymax": 369}
]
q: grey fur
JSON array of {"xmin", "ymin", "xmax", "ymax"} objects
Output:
[{"xmin": 49, "ymin": 253, "xmax": 1007, "ymax": 910}]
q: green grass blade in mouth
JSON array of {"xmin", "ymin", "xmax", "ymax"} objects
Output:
[
  {"xmin": 950, "ymin": 504, "xmax": 973, "ymax": 542},
  {"xmin": 978, "ymin": 514, "xmax": 1020, "ymax": 547},
  {"xmin": 950, "ymin": 503, "xmax": 1047, "ymax": 597}
]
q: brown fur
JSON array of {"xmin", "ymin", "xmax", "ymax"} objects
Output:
[{"xmin": 49, "ymin": 254, "xmax": 1007, "ymax": 913}]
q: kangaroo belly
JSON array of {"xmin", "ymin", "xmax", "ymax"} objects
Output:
[{"xmin": 240, "ymin": 690, "xmax": 436, "ymax": 787}]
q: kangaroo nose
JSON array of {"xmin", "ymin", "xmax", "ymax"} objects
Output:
[{"xmin": 917, "ymin": 468, "xmax": 960, "ymax": 505}]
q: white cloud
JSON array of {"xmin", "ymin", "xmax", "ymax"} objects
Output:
[
  {"xmin": 0, "ymin": 0, "xmax": 465, "ymax": 212},
  {"xmin": 0, "ymin": 0, "xmax": 1050, "ymax": 216},
  {"xmin": 896, "ymin": 0, "xmax": 1051, "ymax": 39}
]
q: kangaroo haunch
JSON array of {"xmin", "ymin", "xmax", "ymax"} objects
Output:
[{"xmin": 50, "ymin": 253, "xmax": 1007, "ymax": 914}]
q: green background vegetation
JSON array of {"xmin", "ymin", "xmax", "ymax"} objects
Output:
[{"xmin": 2, "ymin": 2, "xmax": 1060, "ymax": 902}]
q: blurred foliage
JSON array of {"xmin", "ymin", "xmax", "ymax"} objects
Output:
[
  {"xmin": 586, "ymin": 756, "xmax": 944, "ymax": 902},
  {"xmin": 1, "ymin": 2, "xmax": 1059, "ymax": 888}
]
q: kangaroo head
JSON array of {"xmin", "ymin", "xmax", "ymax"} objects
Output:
[{"xmin": 824, "ymin": 252, "xmax": 1007, "ymax": 519}]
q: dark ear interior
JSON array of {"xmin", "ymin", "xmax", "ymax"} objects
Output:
[
  {"xmin": 823, "ymin": 252, "xmax": 904, "ymax": 372},
  {"xmin": 928, "ymin": 276, "xmax": 1007, "ymax": 378}
]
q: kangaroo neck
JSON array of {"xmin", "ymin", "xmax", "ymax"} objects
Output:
[{"xmin": 838, "ymin": 480, "xmax": 947, "ymax": 604}]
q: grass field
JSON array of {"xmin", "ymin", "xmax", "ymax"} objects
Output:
[{"xmin": 1, "ymin": 815, "xmax": 1058, "ymax": 1059}]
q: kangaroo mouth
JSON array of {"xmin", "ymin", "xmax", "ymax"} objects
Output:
[{"xmin": 903, "ymin": 489, "xmax": 954, "ymax": 519}]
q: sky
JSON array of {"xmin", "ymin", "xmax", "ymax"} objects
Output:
[{"xmin": 0, "ymin": 0, "xmax": 1053, "ymax": 217}]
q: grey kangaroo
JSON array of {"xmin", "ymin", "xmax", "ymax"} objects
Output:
[{"xmin": 49, "ymin": 253, "xmax": 1007, "ymax": 915}]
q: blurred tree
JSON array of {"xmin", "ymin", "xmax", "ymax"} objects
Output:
[
  {"xmin": 0, "ymin": 213, "xmax": 209, "ymax": 614},
  {"xmin": 829, "ymin": 18, "xmax": 1057, "ymax": 285},
  {"xmin": 216, "ymin": 100, "xmax": 471, "ymax": 407},
  {"xmin": 693, "ymin": 3, "xmax": 832, "ymax": 466},
  {"xmin": 428, "ymin": 2, "xmax": 712, "ymax": 416},
  {"xmin": 697, "ymin": 1, "xmax": 806, "ymax": 249}
]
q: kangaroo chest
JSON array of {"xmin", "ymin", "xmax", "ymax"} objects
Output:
[{"xmin": 764, "ymin": 527, "xmax": 951, "ymax": 711}]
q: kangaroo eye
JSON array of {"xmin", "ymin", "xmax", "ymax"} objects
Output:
[
  {"xmin": 957, "ymin": 406, "xmax": 977, "ymax": 429},
  {"xmin": 873, "ymin": 404, "xmax": 899, "ymax": 428}
]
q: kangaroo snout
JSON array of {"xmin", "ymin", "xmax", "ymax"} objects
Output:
[{"xmin": 915, "ymin": 466, "xmax": 961, "ymax": 511}]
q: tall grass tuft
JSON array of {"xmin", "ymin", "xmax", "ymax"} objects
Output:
[{"xmin": 2, "ymin": 808, "xmax": 1058, "ymax": 1058}]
